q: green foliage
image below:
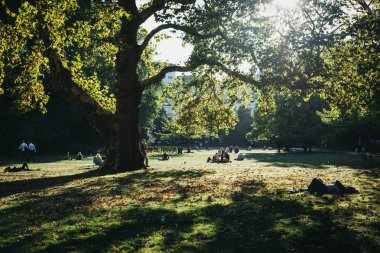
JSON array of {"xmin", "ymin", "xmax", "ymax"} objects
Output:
[
  {"xmin": 162, "ymin": 69, "xmax": 253, "ymax": 140},
  {"xmin": 222, "ymin": 105, "xmax": 253, "ymax": 145},
  {"xmin": 139, "ymin": 83, "xmax": 165, "ymax": 142},
  {"xmin": 249, "ymin": 89, "xmax": 327, "ymax": 148}
]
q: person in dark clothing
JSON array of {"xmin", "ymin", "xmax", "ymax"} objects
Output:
[
  {"xmin": 140, "ymin": 139, "xmax": 149, "ymax": 168},
  {"xmin": 28, "ymin": 142, "xmax": 36, "ymax": 163},
  {"xmin": 159, "ymin": 153, "xmax": 169, "ymax": 161},
  {"xmin": 3, "ymin": 163, "xmax": 31, "ymax": 172},
  {"xmin": 18, "ymin": 140, "xmax": 28, "ymax": 163},
  {"xmin": 223, "ymin": 153, "xmax": 230, "ymax": 162},
  {"xmin": 65, "ymin": 152, "xmax": 72, "ymax": 160},
  {"xmin": 76, "ymin": 152, "xmax": 84, "ymax": 160},
  {"xmin": 212, "ymin": 153, "xmax": 218, "ymax": 162}
]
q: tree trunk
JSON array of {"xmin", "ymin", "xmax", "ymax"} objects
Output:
[
  {"xmin": 39, "ymin": 4, "xmax": 147, "ymax": 172},
  {"xmin": 111, "ymin": 15, "xmax": 145, "ymax": 171}
]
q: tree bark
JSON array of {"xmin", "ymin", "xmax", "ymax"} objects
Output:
[
  {"xmin": 112, "ymin": 13, "xmax": 145, "ymax": 171},
  {"xmin": 43, "ymin": 21, "xmax": 145, "ymax": 172}
]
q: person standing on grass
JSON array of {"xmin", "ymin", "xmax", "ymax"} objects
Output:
[
  {"xmin": 139, "ymin": 139, "xmax": 149, "ymax": 168},
  {"xmin": 18, "ymin": 140, "xmax": 28, "ymax": 163},
  {"xmin": 28, "ymin": 142, "xmax": 36, "ymax": 163}
]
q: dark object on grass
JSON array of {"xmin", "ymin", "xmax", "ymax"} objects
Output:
[
  {"xmin": 159, "ymin": 153, "xmax": 169, "ymax": 161},
  {"xmin": 207, "ymin": 157, "xmax": 212, "ymax": 163}
]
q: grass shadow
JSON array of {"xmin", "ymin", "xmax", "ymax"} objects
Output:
[
  {"xmin": 0, "ymin": 168, "xmax": 103, "ymax": 197},
  {"xmin": 244, "ymin": 152, "xmax": 380, "ymax": 170},
  {"xmin": 2, "ymin": 179, "xmax": 377, "ymax": 252}
]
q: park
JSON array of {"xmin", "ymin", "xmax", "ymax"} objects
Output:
[{"xmin": 1, "ymin": 0, "xmax": 380, "ymax": 252}]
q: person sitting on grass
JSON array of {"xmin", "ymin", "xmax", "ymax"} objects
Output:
[
  {"xmin": 65, "ymin": 152, "xmax": 72, "ymax": 160},
  {"xmin": 76, "ymin": 152, "xmax": 84, "ymax": 160},
  {"xmin": 93, "ymin": 153, "xmax": 103, "ymax": 166},
  {"xmin": 207, "ymin": 157, "xmax": 212, "ymax": 163},
  {"xmin": 223, "ymin": 153, "xmax": 230, "ymax": 162},
  {"xmin": 235, "ymin": 153, "xmax": 244, "ymax": 161},
  {"xmin": 159, "ymin": 153, "xmax": 169, "ymax": 161},
  {"xmin": 3, "ymin": 163, "xmax": 31, "ymax": 172},
  {"xmin": 212, "ymin": 153, "xmax": 218, "ymax": 162}
]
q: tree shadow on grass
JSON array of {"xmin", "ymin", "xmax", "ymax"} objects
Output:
[
  {"xmin": 2, "ymin": 177, "xmax": 378, "ymax": 252},
  {"xmin": 243, "ymin": 152, "xmax": 380, "ymax": 170},
  {"xmin": 0, "ymin": 168, "xmax": 105, "ymax": 198},
  {"xmin": 0, "ymin": 155, "xmax": 83, "ymax": 166},
  {"xmin": 2, "ymin": 161, "xmax": 380, "ymax": 253},
  {"xmin": 0, "ymin": 168, "xmax": 211, "ymax": 199}
]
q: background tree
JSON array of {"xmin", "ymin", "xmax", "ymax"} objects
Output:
[
  {"xmin": 319, "ymin": 0, "xmax": 380, "ymax": 149},
  {"xmin": 248, "ymin": 89, "xmax": 327, "ymax": 152},
  {"xmin": 223, "ymin": 106, "xmax": 254, "ymax": 146}
]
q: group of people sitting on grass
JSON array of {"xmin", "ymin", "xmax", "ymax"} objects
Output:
[
  {"xmin": 64, "ymin": 151, "xmax": 105, "ymax": 166},
  {"xmin": 207, "ymin": 147, "xmax": 246, "ymax": 163},
  {"xmin": 207, "ymin": 148, "xmax": 231, "ymax": 163},
  {"xmin": 64, "ymin": 151, "xmax": 84, "ymax": 160}
]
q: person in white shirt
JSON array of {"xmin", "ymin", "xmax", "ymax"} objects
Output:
[
  {"xmin": 18, "ymin": 140, "xmax": 28, "ymax": 162},
  {"xmin": 28, "ymin": 142, "xmax": 36, "ymax": 163}
]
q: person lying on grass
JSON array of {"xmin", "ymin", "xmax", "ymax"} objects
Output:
[{"xmin": 3, "ymin": 163, "xmax": 39, "ymax": 173}]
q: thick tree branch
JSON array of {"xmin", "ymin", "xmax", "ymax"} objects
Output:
[
  {"xmin": 141, "ymin": 60, "xmax": 261, "ymax": 89},
  {"xmin": 139, "ymin": 23, "xmax": 220, "ymax": 53},
  {"xmin": 119, "ymin": 0, "xmax": 138, "ymax": 15},
  {"xmin": 141, "ymin": 64, "xmax": 197, "ymax": 88},
  {"xmin": 138, "ymin": 0, "xmax": 196, "ymax": 25},
  {"xmin": 37, "ymin": 20, "xmax": 114, "ymax": 139},
  {"xmin": 45, "ymin": 49, "xmax": 114, "ymax": 139},
  {"xmin": 206, "ymin": 60, "xmax": 261, "ymax": 87}
]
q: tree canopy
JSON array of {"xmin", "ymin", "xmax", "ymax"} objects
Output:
[{"xmin": 1, "ymin": 0, "xmax": 379, "ymax": 167}]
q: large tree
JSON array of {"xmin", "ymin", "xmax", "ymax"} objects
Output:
[{"xmin": 0, "ymin": 0, "xmax": 264, "ymax": 171}]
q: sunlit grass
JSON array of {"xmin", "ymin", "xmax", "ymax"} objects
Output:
[{"xmin": 1, "ymin": 149, "xmax": 379, "ymax": 252}]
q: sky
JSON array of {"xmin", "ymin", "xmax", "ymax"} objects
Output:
[{"xmin": 142, "ymin": 18, "xmax": 193, "ymax": 65}]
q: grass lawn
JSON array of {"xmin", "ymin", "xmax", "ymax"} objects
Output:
[{"xmin": 1, "ymin": 149, "xmax": 380, "ymax": 252}]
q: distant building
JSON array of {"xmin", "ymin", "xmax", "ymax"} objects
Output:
[
  {"xmin": 162, "ymin": 72, "xmax": 191, "ymax": 119},
  {"xmin": 163, "ymin": 72, "xmax": 191, "ymax": 85}
]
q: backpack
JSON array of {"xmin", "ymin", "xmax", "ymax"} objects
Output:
[{"xmin": 308, "ymin": 178, "xmax": 327, "ymax": 195}]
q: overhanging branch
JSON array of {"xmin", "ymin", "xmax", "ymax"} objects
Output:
[
  {"xmin": 141, "ymin": 64, "xmax": 198, "ymax": 89},
  {"xmin": 141, "ymin": 60, "xmax": 261, "ymax": 89},
  {"xmin": 37, "ymin": 14, "xmax": 114, "ymax": 139},
  {"xmin": 138, "ymin": 0, "xmax": 196, "ymax": 25},
  {"xmin": 140, "ymin": 23, "xmax": 220, "ymax": 53},
  {"xmin": 206, "ymin": 60, "xmax": 261, "ymax": 86}
]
